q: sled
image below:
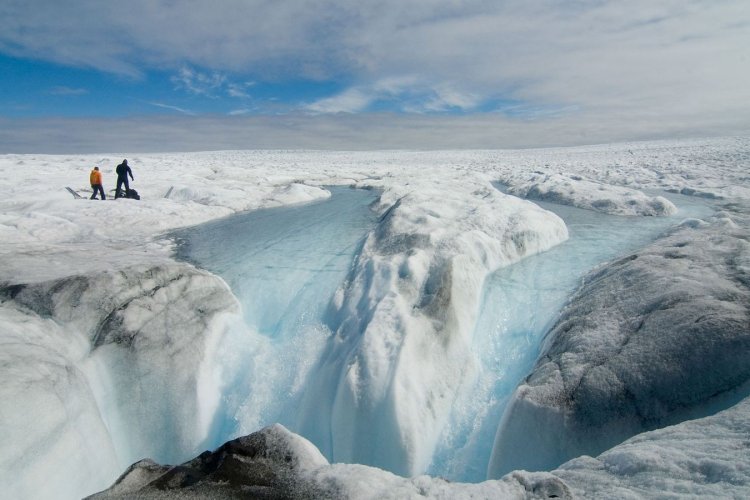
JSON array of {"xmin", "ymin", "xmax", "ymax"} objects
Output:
[{"xmin": 65, "ymin": 186, "xmax": 84, "ymax": 199}]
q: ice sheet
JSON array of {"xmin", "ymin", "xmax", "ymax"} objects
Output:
[{"xmin": 1, "ymin": 137, "xmax": 749, "ymax": 499}]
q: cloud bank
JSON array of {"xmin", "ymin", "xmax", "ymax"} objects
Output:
[{"xmin": 3, "ymin": 111, "xmax": 747, "ymax": 154}]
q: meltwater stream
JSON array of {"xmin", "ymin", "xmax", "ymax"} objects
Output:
[
  {"xmin": 427, "ymin": 191, "xmax": 715, "ymax": 481},
  {"xmin": 173, "ymin": 187, "xmax": 379, "ymax": 447},
  {"xmin": 174, "ymin": 187, "xmax": 713, "ymax": 483}
]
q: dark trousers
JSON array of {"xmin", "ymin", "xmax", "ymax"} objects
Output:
[
  {"xmin": 91, "ymin": 184, "xmax": 106, "ymax": 200},
  {"xmin": 115, "ymin": 176, "xmax": 130, "ymax": 198}
]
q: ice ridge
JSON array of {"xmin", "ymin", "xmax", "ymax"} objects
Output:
[{"xmin": 297, "ymin": 186, "xmax": 569, "ymax": 476}]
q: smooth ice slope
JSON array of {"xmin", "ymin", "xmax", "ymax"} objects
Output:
[
  {"xmin": 488, "ymin": 209, "xmax": 750, "ymax": 478},
  {"xmin": 0, "ymin": 296, "xmax": 120, "ymax": 500}
]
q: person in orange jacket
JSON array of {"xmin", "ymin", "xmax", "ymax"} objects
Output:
[{"xmin": 90, "ymin": 166, "xmax": 106, "ymax": 200}]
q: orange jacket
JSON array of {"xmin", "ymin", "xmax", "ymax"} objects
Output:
[{"xmin": 90, "ymin": 169, "xmax": 102, "ymax": 185}]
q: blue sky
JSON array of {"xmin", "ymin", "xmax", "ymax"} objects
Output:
[
  {"xmin": 0, "ymin": 54, "xmax": 351, "ymax": 117},
  {"xmin": 1, "ymin": 0, "xmax": 748, "ymax": 152}
]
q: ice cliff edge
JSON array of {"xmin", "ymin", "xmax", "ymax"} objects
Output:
[{"xmin": 0, "ymin": 263, "xmax": 241, "ymax": 500}]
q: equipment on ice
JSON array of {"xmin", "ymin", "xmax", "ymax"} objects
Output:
[{"xmin": 65, "ymin": 186, "xmax": 84, "ymax": 199}]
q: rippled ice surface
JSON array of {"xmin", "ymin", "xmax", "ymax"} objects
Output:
[
  {"xmin": 175, "ymin": 187, "xmax": 714, "ymax": 482},
  {"xmin": 427, "ymin": 191, "xmax": 715, "ymax": 481}
]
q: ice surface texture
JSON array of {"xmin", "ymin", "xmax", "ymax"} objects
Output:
[
  {"xmin": 2, "ymin": 138, "xmax": 750, "ymax": 498},
  {"xmin": 489, "ymin": 210, "xmax": 750, "ymax": 478},
  {"xmin": 0, "ymin": 263, "xmax": 239, "ymax": 499},
  {"xmin": 554, "ymin": 395, "xmax": 750, "ymax": 498}
]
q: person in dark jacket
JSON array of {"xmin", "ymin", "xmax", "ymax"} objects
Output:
[
  {"xmin": 114, "ymin": 159, "xmax": 134, "ymax": 199},
  {"xmin": 89, "ymin": 166, "xmax": 105, "ymax": 200}
]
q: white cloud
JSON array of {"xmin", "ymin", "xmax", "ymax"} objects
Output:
[
  {"xmin": 171, "ymin": 67, "xmax": 226, "ymax": 97},
  {"xmin": 47, "ymin": 86, "xmax": 88, "ymax": 96},
  {"xmin": 148, "ymin": 102, "xmax": 195, "ymax": 115},
  {"xmin": 0, "ymin": 0, "xmax": 748, "ymax": 141},
  {"xmin": 306, "ymin": 77, "xmax": 482, "ymax": 114},
  {"xmin": 170, "ymin": 67, "xmax": 255, "ymax": 101},
  {"xmin": 306, "ymin": 88, "xmax": 373, "ymax": 114},
  {"xmin": 1, "ymin": 112, "xmax": 747, "ymax": 154},
  {"xmin": 226, "ymin": 83, "xmax": 251, "ymax": 99},
  {"xmin": 420, "ymin": 84, "xmax": 480, "ymax": 112}
]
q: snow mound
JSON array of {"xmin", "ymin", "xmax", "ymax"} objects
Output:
[
  {"xmin": 488, "ymin": 211, "xmax": 750, "ymax": 478},
  {"xmin": 297, "ymin": 185, "xmax": 569, "ymax": 476},
  {"xmin": 502, "ymin": 173, "xmax": 677, "ymax": 216},
  {"xmin": 89, "ymin": 424, "xmax": 572, "ymax": 500}
]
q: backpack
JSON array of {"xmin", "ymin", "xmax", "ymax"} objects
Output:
[{"xmin": 125, "ymin": 188, "xmax": 140, "ymax": 200}]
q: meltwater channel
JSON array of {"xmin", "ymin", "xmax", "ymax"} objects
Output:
[{"xmin": 173, "ymin": 186, "xmax": 713, "ymax": 483}]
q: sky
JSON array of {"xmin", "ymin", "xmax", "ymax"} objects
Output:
[{"xmin": 1, "ymin": 0, "xmax": 748, "ymax": 152}]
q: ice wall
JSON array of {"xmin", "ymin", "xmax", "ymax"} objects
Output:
[
  {"xmin": 488, "ymin": 211, "xmax": 750, "ymax": 478},
  {"xmin": 297, "ymin": 185, "xmax": 569, "ymax": 476},
  {"xmin": 0, "ymin": 300, "xmax": 119, "ymax": 500},
  {"xmin": 0, "ymin": 263, "xmax": 240, "ymax": 499}
]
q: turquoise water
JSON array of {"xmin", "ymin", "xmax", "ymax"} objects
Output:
[{"xmin": 174, "ymin": 187, "xmax": 379, "ymax": 336}]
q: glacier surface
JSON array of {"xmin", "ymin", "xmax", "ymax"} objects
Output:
[{"xmin": 1, "ymin": 137, "xmax": 750, "ymax": 499}]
